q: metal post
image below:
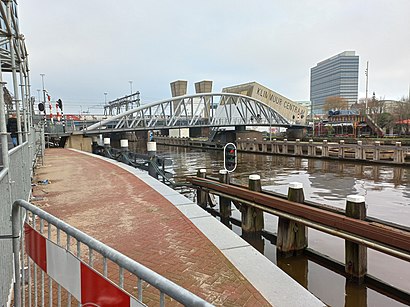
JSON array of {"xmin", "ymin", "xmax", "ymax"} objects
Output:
[
  {"xmin": 20, "ymin": 71, "xmax": 28, "ymax": 141},
  {"xmin": 8, "ymin": 1, "xmax": 23, "ymax": 145},
  {"xmin": 11, "ymin": 204, "xmax": 22, "ymax": 307},
  {"xmin": 0, "ymin": 59, "xmax": 9, "ymax": 168},
  {"xmin": 365, "ymin": 61, "xmax": 369, "ymax": 114}
]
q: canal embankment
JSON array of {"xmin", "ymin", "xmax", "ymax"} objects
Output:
[{"xmin": 31, "ymin": 148, "xmax": 324, "ymax": 306}]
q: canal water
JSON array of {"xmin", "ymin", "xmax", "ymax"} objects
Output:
[{"xmin": 135, "ymin": 143, "xmax": 410, "ymax": 306}]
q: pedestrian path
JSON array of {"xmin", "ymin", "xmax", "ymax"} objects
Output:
[{"xmin": 32, "ymin": 148, "xmax": 324, "ymax": 306}]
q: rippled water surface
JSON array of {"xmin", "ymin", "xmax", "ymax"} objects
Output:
[{"xmin": 134, "ymin": 143, "xmax": 410, "ymax": 306}]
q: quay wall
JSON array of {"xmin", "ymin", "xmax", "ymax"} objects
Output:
[{"xmin": 154, "ymin": 136, "xmax": 410, "ymax": 166}]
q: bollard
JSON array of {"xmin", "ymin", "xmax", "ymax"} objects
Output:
[
  {"xmin": 345, "ymin": 195, "xmax": 367, "ymax": 282},
  {"xmin": 120, "ymin": 139, "xmax": 129, "ymax": 151},
  {"xmin": 373, "ymin": 141, "xmax": 380, "ymax": 161},
  {"xmin": 147, "ymin": 141, "xmax": 158, "ymax": 179},
  {"xmin": 241, "ymin": 175, "xmax": 264, "ymax": 235},
  {"xmin": 103, "ymin": 137, "xmax": 111, "ymax": 148},
  {"xmin": 196, "ymin": 169, "xmax": 207, "ymax": 208},
  {"xmin": 218, "ymin": 170, "xmax": 231, "ymax": 219},
  {"xmin": 277, "ymin": 182, "xmax": 308, "ymax": 256}
]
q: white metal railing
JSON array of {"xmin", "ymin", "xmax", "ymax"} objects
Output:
[{"xmin": 12, "ymin": 200, "xmax": 213, "ymax": 307}]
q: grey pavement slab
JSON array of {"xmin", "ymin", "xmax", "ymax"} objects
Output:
[
  {"xmin": 223, "ymin": 245, "xmax": 325, "ymax": 307},
  {"xmin": 175, "ymin": 203, "xmax": 211, "ymax": 219},
  {"xmin": 190, "ymin": 215, "xmax": 250, "ymax": 250}
]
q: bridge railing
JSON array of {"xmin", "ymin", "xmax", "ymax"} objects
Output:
[{"xmin": 11, "ymin": 200, "xmax": 212, "ymax": 307}]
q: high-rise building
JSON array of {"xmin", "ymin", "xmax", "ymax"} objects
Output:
[{"xmin": 310, "ymin": 51, "xmax": 359, "ymax": 115}]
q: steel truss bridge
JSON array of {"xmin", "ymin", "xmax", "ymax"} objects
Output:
[{"xmin": 85, "ymin": 93, "xmax": 304, "ymax": 135}]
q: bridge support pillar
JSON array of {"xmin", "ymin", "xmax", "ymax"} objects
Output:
[
  {"xmin": 196, "ymin": 169, "xmax": 208, "ymax": 208},
  {"xmin": 65, "ymin": 135, "xmax": 92, "ymax": 152},
  {"xmin": 345, "ymin": 195, "xmax": 367, "ymax": 282},
  {"xmin": 277, "ymin": 182, "xmax": 308, "ymax": 256},
  {"xmin": 241, "ymin": 175, "xmax": 264, "ymax": 235},
  {"xmin": 218, "ymin": 170, "xmax": 231, "ymax": 221}
]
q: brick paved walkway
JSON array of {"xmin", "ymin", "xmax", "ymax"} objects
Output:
[{"xmin": 32, "ymin": 148, "xmax": 270, "ymax": 306}]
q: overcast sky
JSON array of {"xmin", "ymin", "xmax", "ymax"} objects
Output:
[{"xmin": 15, "ymin": 0, "xmax": 410, "ymax": 114}]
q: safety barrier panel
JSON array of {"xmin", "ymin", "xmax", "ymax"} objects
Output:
[
  {"xmin": 12, "ymin": 199, "xmax": 212, "ymax": 307},
  {"xmin": 0, "ymin": 126, "xmax": 43, "ymax": 306}
]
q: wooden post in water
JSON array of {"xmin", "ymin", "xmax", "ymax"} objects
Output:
[
  {"xmin": 196, "ymin": 169, "xmax": 207, "ymax": 208},
  {"xmin": 277, "ymin": 182, "xmax": 308, "ymax": 256},
  {"xmin": 241, "ymin": 175, "xmax": 264, "ymax": 235},
  {"xmin": 345, "ymin": 195, "xmax": 367, "ymax": 282},
  {"xmin": 218, "ymin": 169, "xmax": 231, "ymax": 219}
]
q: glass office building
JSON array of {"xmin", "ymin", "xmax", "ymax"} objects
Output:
[{"xmin": 310, "ymin": 51, "xmax": 359, "ymax": 115}]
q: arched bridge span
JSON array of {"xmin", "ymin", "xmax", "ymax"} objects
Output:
[{"xmin": 85, "ymin": 93, "xmax": 303, "ymax": 135}]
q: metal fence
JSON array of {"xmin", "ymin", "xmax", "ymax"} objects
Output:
[
  {"xmin": 0, "ymin": 126, "xmax": 43, "ymax": 306},
  {"xmin": 12, "ymin": 200, "xmax": 212, "ymax": 307}
]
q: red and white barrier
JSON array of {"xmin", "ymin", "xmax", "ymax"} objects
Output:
[{"xmin": 25, "ymin": 224, "xmax": 143, "ymax": 307}]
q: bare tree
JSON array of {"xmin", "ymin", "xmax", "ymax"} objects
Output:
[{"xmin": 323, "ymin": 96, "xmax": 349, "ymax": 112}]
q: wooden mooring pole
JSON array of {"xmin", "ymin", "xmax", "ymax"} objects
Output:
[
  {"xmin": 218, "ymin": 170, "xmax": 231, "ymax": 220},
  {"xmin": 345, "ymin": 195, "xmax": 367, "ymax": 282},
  {"xmin": 241, "ymin": 175, "xmax": 264, "ymax": 235},
  {"xmin": 277, "ymin": 182, "xmax": 308, "ymax": 256},
  {"xmin": 196, "ymin": 169, "xmax": 207, "ymax": 208}
]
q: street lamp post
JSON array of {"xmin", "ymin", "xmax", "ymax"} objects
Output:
[
  {"xmin": 365, "ymin": 61, "xmax": 369, "ymax": 114},
  {"xmin": 129, "ymin": 80, "xmax": 133, "ymax": 95},
  {"xmin": 40, "ymin": 73, "xmax": 46, "ymax": 103}
]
